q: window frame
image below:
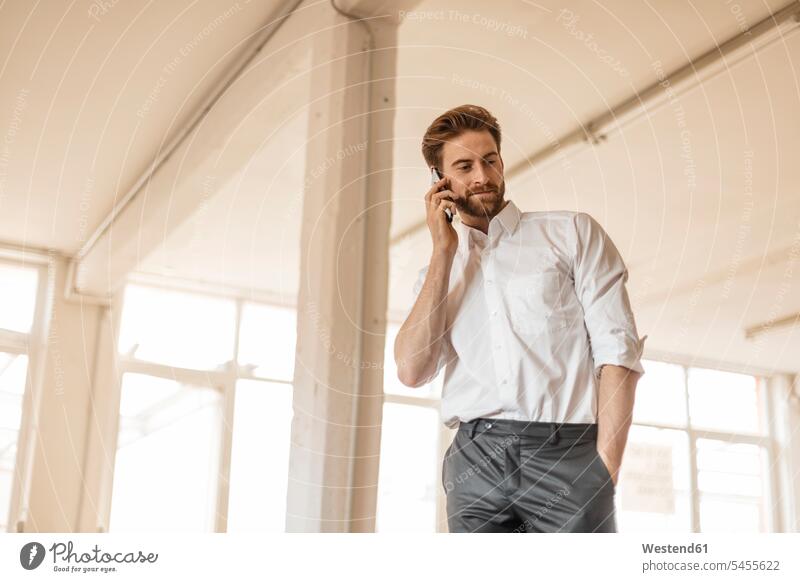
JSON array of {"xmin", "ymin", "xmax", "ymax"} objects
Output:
[
  {"xmin": 112, "ymin": 282, "xmax": 295, "ymax": 532},
  {"xmin": 380, "ymin": 392, "xmax": 453, "ymax": 532},
  {"xmin": 613, "ymin": 362, "xmax": 776, "ymax": 532},
  {"xmin": 0, "ymin": 255, "xmax": 49, "ymax": 532}
]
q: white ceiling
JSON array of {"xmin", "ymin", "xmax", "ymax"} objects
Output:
[
  {"xmin": 1, "ymin": 0, "xmax": 798, "ymax": 373},
  {"xmin": 0, "ymin": 0, "xmax": 284, "ymax": 252}
]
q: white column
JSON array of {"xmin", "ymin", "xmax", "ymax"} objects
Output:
[
  {"xmin": 13, "ymin": 256, "xmax": 117, "ymax": 532},
  {"xmin": 285, "ymin": 2, "xmax": 403, "ymax": 532},
  {"xmin": 76, "ymin": 296, "xmax": 123, "ymax": 532}
]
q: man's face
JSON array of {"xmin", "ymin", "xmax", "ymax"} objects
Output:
[{"xmin": 439, "ymin": 130, "xmax": 506, "ymax": 220}]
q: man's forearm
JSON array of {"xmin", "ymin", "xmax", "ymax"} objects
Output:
[
  {"xmin": 596, "ymin": 364, "xmax": 640, "ymax": 485},
  {"xmin": 394, "ymin": 251, "xmax": 454, "ymax": 387}
]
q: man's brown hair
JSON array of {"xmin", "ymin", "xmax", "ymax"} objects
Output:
[{"xmin": 421, "ymin": 104, "xmax": 502, "ymax": 171}]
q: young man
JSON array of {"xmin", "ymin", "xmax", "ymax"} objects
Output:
[{"xmin": 394, "ymin": 104, "xmax": 647, "ymax": 533}]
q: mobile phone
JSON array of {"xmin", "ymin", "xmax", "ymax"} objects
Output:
[{"xmin": 430, "ymin": 167, "xmax": 453, "ymax": 223}]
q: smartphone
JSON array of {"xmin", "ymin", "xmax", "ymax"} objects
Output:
[{"xmin": 430, "ymin": 167, "xmax": 453, "ymax": 223}]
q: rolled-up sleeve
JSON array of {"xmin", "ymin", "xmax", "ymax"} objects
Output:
[
  {"xmin": 572, "ymin": 212, "xmax": 647, "ymax": 377},
  {"xmin": 403, "ymin": 264, "xmax": 451, "ymax": 383}
]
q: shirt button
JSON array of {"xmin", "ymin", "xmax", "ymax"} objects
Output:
[
  {"xmin": 486, "ymin": 279, "xmax": 493, "ymax": 285},
  {"xmin": 501, "ymin": 379, "xmax": 507, "ymax": 384},
  {"xmin": 491, "ymin": 310, "xmax": 497, "ymax": 316}
]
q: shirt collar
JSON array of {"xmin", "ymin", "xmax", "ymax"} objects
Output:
[{"xmin": 457, "ymin": 199, "xmax": 521, "ymax": 255}]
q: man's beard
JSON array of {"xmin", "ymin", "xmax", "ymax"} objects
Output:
[{"xmin": 454, "ymin": 180, "xmax": 506, "ymax": 219}]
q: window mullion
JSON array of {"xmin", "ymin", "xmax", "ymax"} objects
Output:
[
  {"xmin": 215, "ymin": 299, "xmax": 243, "ymax": 533},
  {"xmin": 684, "ymin": 365, "xmax": 700, "ymax": 532},
  {"xmin": 119, "ymin": 358, "xmax": 228, "ymax": 388},
  {"xmin": 0, "ymin": 329, "xmax": 28, "ymax": 353},
  {"xmin": 762, "ymin": 376, "xmax": 783, "ymax": 532}
]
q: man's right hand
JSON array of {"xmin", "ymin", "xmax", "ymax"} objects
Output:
[{"xmin": 425, "ymin": 176, "xmax": 459, "ymax": 256}]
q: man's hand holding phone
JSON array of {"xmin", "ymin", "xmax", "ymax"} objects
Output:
[{"xmin": 425, "ymin": 168, "xmax": 459, "ymax": 257}]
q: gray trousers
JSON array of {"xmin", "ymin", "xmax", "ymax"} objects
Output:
[{"xmin": 442, "ymin": 418, "xmax": 617, "ymax": 533}]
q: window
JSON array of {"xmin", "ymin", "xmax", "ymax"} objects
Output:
[
  {"xmin": 225, "ymin": 302, "xmax": 297, "ymax": 532},
  {"xmin": 110, "ymin": 374, "xmax": 223, "ymax": 532},
  {"xmin": 376, "ymin": 322, "xmax": 446, "ymax": 532},
  {"xmin": 376, "ymin": 402, "xmax": 440, "ymax": 532},
  {"xmin": 226, "ymin": 379, "xmax": 293, "ymax": 532},
  {"xmin": 0, "ymin": 262, "xmax": 40, "ymax": 532},
  {"xmin": 696, "ymin": 439, "xmax": 767, "ymax": 532},
  {"xmin": 0, "ymin": 354, "xmax": 30, "ymax": 532},
  {"xmin": 619, "ymin": 360, "xmax": 773, "ymax": 533},
  {"xmin": 111, "ymin": 284, "xmax": 297, "ymax": 532},
  {"xmin": 617, "ymin": 425, "xmax": 692, "ymax": 532},
  {"xmin": 237, "ymin": 303, "xmax": 296, "ymax": 382},
  {"xmin": 631, "ymin": 360, "xmax": 686, "ymax": 426},
  {"xmin": 118, "ymin": 285, "xmax": 236, "ymax": 370},
  {"xmin": 0, "ymin": 264, "xmax": 38, "ymax": 333},
  {"xmin": 688, "ymin": 368, "xmax": 764, "ymax": 434}
]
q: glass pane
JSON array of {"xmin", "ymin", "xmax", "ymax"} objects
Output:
[
  {"xmin": 688, "ymin": 368, "xmax": 763, "ymax": 434},
  {"xmin": 227, "ymin": 379, "xmax": 292, "ymax": 532},
  {"xmin": 383, "ymin": 322, "xmax": 443, "ymax": 399},
  {"xmin": 0, "ymin": 353, "xmax": 29, "ymax": 531},
  {"xmin": 699, "ymin": 495, "xmax": 763, "ymax": 532},
  {"xmin": 376, "ymin": 403, "xmax": 439, "ymax": 532},
  {"xmin": 696, "ymin": 438, "xmax": 769, "ymax": 532},
  {"xmin": 110, "ymin": 373, "xmax": 222, "ymax": 532},
  {"xmin": 118, "ymin": 285, "xmax": 236, "ymax": 370},
  {"xmin": 696, "ymin": 439, "xmax": 764, "ymax": 496},
  {"xmin": 632, "ymin": 359, "xmax": 686, "ymax": 426},
  {"xmin": 237, "ymin": 303, "xmax": 296, "ymax": 381},
  {"xmin": 0, "ymin": 264, "xmax": 38, "ymax": 333},
  {"xmin": 617, "ymin": 425, "xmax": 692, "ymax": 532},
  {"xmin": 0, "ymin": 353, "xmax": 28, "ymax": 397}
]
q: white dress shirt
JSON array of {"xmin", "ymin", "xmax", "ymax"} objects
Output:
[{"xmin": 406, "ymin": 199, "xmax": 647, "ymax": 429}]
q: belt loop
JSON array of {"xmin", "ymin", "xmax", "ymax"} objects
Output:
[
  {"xmin": 469, "ymin": 419, "xmax": 479, "ymax": 440},
  {"xmin": 548, "ymin": 422, "xmax": 560, "ymax": 445}
]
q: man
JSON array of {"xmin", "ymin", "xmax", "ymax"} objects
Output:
[{"xmin": 394, "ymin": 104, "xmax": 647, "ymax": 533}]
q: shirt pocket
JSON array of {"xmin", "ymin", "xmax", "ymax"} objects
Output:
[{"xmin": 504, "ymin": 269, "xmax": 569, "ymax": 337}]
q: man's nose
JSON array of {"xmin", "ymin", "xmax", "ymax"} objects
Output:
[{"xmin": 472, "ymin": 166, "xmax": 489, "ymax": 187}]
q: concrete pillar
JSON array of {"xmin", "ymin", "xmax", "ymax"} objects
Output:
[
  {"xmin": 12, "ymin": 256, "xmax": 118, "ymax": 532},
  {"xmin": 76, "ymin": 295, "xmax": 123, "ymax": 533},
  {"xmin": 285, "ymin": 2, "xmax": 402, "ymax": 532}
]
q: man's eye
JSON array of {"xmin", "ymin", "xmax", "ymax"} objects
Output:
[{"xmin": 459, "ymin": 166, "xmax": 470, "ymax": 171}]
